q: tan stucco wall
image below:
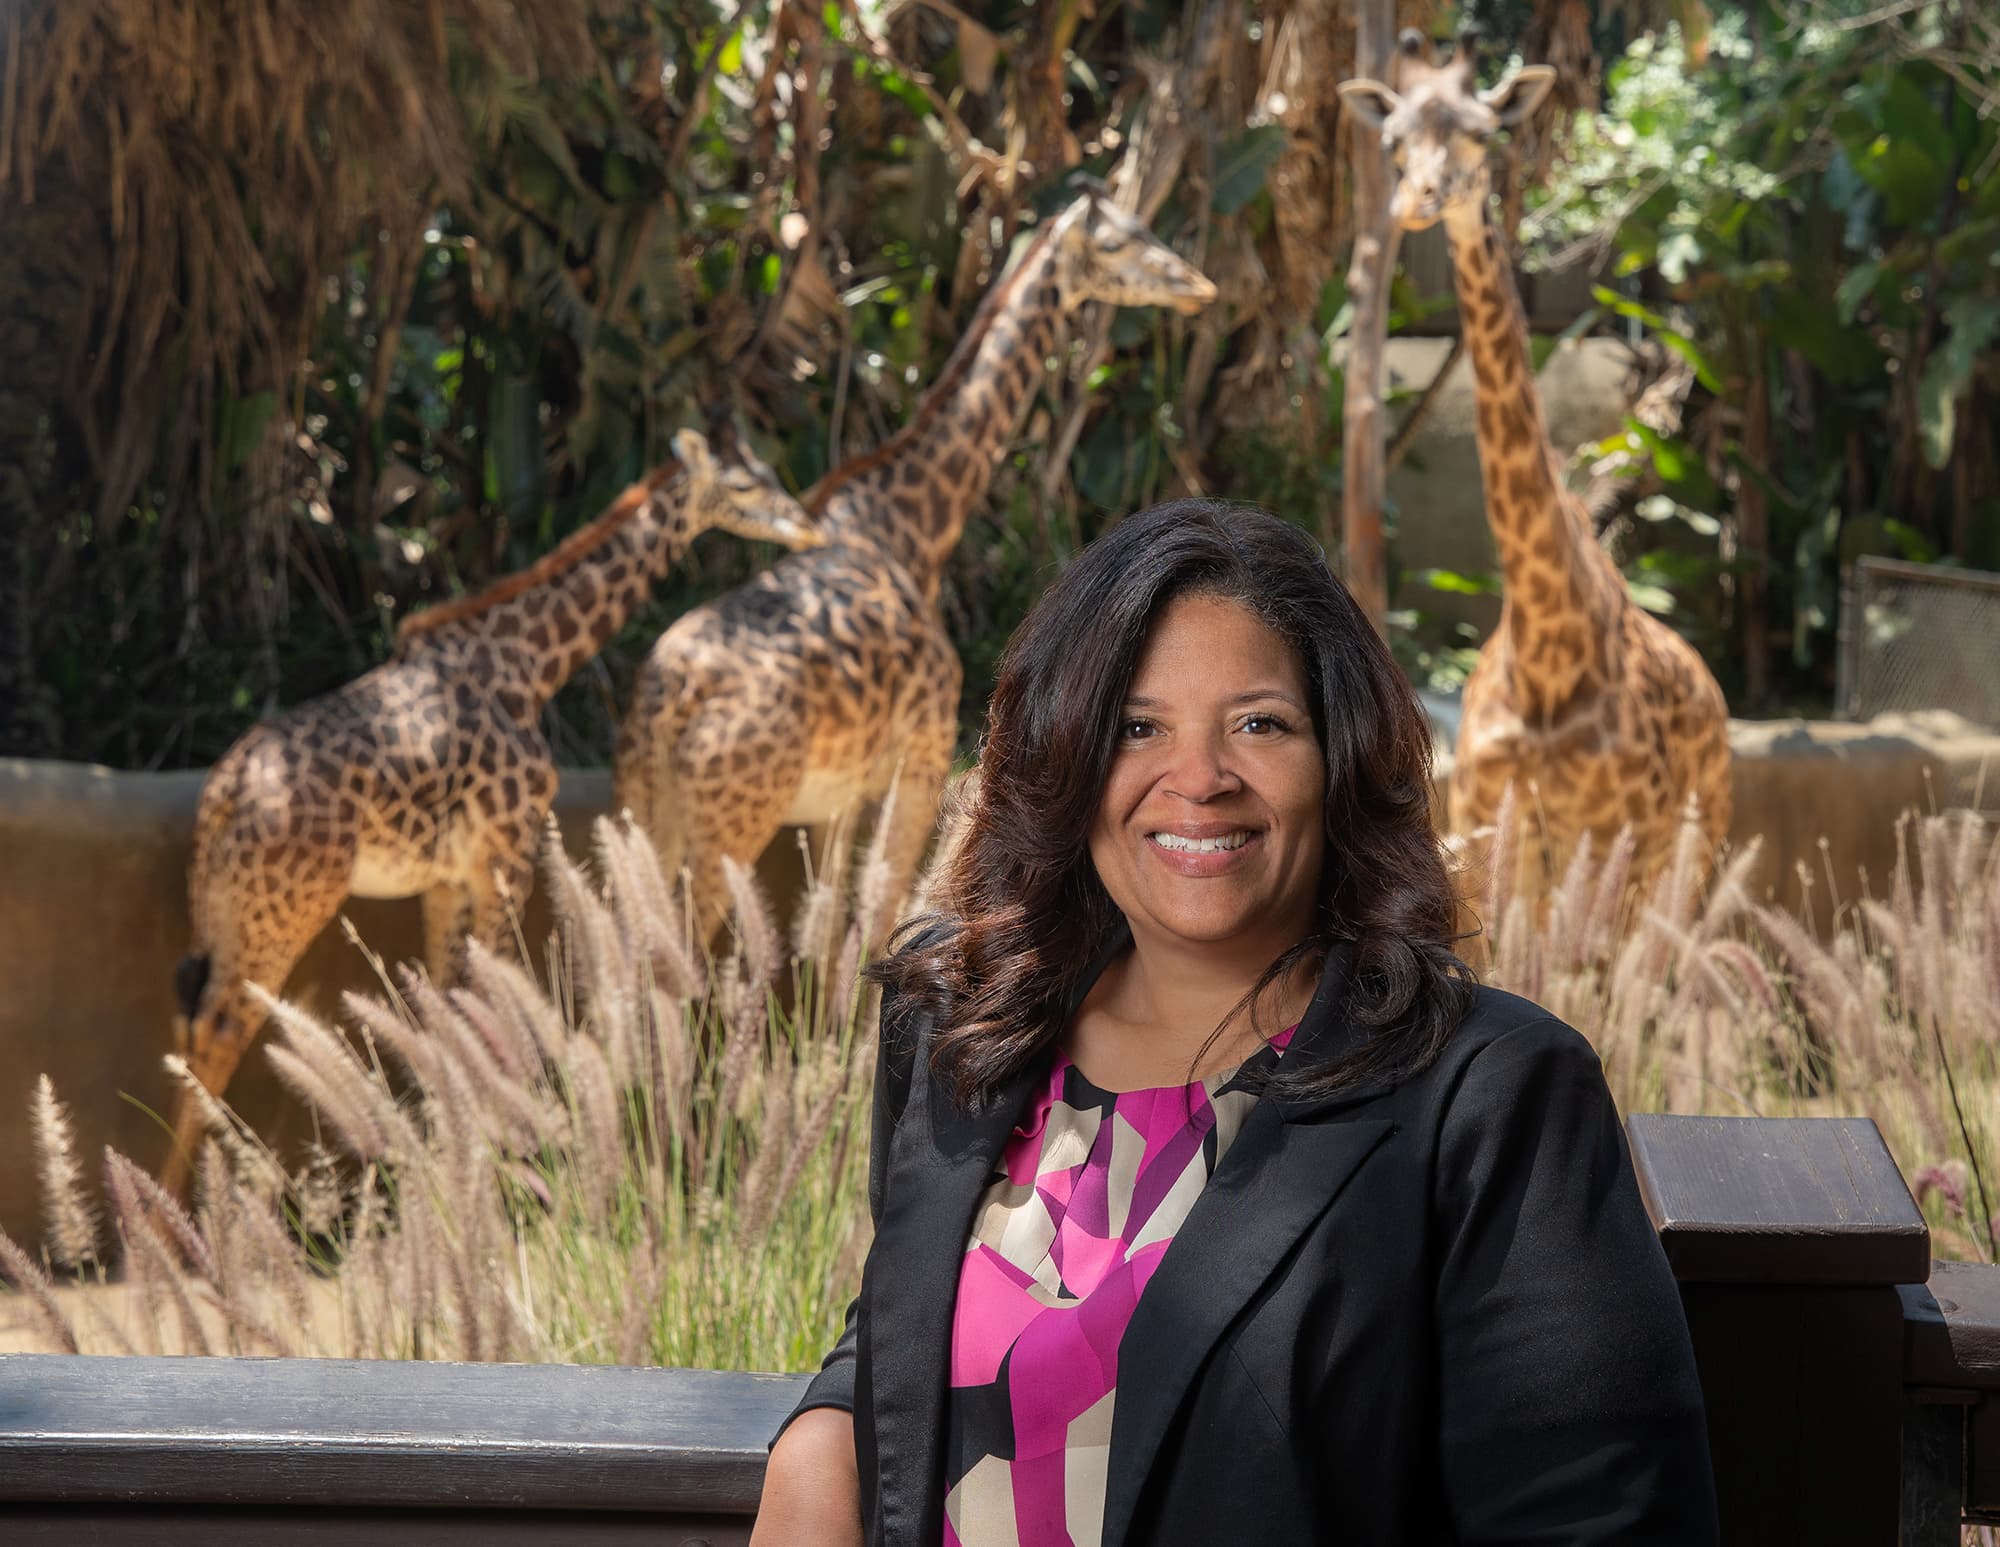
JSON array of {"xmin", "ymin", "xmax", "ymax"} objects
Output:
[
  {"xmin": 1717, "ymin": 712, "xmax": 2000, "ymax": 930},
  {"xmin": 3, "ymin": 712, "xmax": 1996, "ymax": 1257},
  {"xmin": 1428, "ymin": 710, "xmax": 2000, "ymax": 933},
  {"xmin": 0, "ymin": 760, "xmax": 808, "ymax": 1260}
]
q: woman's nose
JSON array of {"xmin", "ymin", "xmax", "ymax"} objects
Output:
[{"xmin": 1164, "ymin": 735, "xmax": 1240, "ymax": 802}]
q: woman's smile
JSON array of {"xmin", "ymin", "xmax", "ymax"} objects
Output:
[{"xmin": 1143, "ymin": 822, "xmax": 1263, "ymax": 872}]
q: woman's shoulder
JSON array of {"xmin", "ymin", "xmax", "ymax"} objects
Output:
[
  {"xmin": 1413, "ymin": 984, "xmax": 1609, "ymax": 1114},
  {"xmin": 1453, "ymin": 983, "xmax": 1593, "ymax": 1052}
]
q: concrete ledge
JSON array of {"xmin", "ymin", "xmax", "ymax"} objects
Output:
[{"xmin": 1722, "ymin": 711, "xmax": 1999, "ymax": 929}]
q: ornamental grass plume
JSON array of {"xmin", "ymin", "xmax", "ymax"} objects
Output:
[
  {"xmin": 31, "ymin": 1074, "xmax": 97, "ymax": 1271},
  {"xmin": 7, "ymin": 799, "xmax": 1999, "ymax": 1359},
  {"xmin": 1466, "ymin": 803, "xmax": 2000, "ymax": 1263},
  {"xmin": 2, "ymin": 810, "xmax": 908, "ymax": 1369},
  {"xmin": 0, "ymin": 1228, "xmax": 79, "ymax": 1354}
]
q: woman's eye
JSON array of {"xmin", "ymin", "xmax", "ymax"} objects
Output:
[
  {"xmin": 1118, "ymin": 718, "xmax": 1156, "ymax": 741},
  {"xmin": 1241, "ymin": 714, "xmax": 1290, "ymax": 736}
]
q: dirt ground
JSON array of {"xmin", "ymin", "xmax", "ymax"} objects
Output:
[{"xmin": 0, "ymin": 1275, "xmax": 350, "ymax": 1357}]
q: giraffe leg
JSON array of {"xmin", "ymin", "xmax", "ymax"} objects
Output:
[
  {"xmin": 424, "ymin": 832, "xmax": 539, "ymax": 989},
  {"xmin": 611, "ymin": 663, "xmax": 665, "ymax": 842},
  {"xmin": 166, "ymin": 856, "xmax": 351, "ymax": 1195},
  {"xmin": 421, "ymin": 882, "xmax": 470, "ymax": 985},
  {"xmin": 613, "ymin": 677, "xmax": 694, "ymax": 896},
  {"xmin": 678, "ymin": 743, "xmax": 808, "ymax": 954},
  {"xmin": 465, "ymin": 842, "xmax": 537, "ymax": 966},
  {"xmin": 862, "ymin": 737, "xmax": 954, "ymax": 948}
]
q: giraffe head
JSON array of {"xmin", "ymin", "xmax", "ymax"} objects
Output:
[
  {"xmin": 1052, "ymin": 188, "xmax": 1218, "ymax": 315},
  {"xmin": 672, "ymin": 428, "xmax": 823, "ymax": 549},
  {"xmin": 1336, "ymin": 41, "xmax": 1554, "ymax": 233}
]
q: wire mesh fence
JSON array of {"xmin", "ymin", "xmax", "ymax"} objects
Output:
[{"xmin": 1836, "ymin": 557, "xmax": 2000, "ymax": 728}]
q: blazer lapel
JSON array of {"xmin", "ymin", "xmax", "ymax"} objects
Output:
[
  {"xmin": 867, "ymin": 1050, "xmax": 1039, "ymax": 1546},
  {"xmin": 1099, "ymin": 944, "xmax": 1398, "ymax": 1547}
]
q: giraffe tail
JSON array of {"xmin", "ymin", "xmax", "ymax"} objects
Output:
[{"xmin": 174, "ymin": 953, "xmax": 212, "ymax": 1020}]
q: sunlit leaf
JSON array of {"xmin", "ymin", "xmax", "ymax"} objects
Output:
[
  {"xmin": 1411, "ymin": 568, "xmax": 1501, "ymax": 596},
  {"xmin": 1917, "ymin": 296, "xmax": 2000, "ymax": 468},
  {"xmin": 1626, "ymin": 579, "xmax": 1677, "ymax": 615}
]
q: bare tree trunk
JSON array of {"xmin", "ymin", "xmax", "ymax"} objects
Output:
[{"xmin": 1340, "ymin": 0, "xmax": 1400, "ymax": 637}]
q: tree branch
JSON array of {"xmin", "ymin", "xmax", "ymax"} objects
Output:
[{"xmin": 1386, "ymin": 333, "xmax": 1465, "ymax": 474}]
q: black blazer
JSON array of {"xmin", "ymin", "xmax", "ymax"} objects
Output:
[{"xmin": 782, "ymin": 940, "xmax": 1720, "ymax": 1545}]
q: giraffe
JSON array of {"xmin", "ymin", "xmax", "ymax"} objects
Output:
[
  {"xmin": 1338, "ymin": 43, "xmax": 1732, "ymax": 897},
  {"xmin": 164, "ymin": 430, "xmax": 818, "ymax": 1189},
  {"xmin": 615, "ymin": 189, "xmax": 1217, "ymax": 942}
]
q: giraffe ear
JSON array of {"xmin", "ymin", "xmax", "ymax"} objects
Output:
[
  {"xmin": 671, "ymin": 427, "xmax": 716, "ymax": 479},
  {"xmin": 1337, "ymin": 78, "xmax": 1402, "ymax": 134},
  {"xmin": 1480, "ymin": 65, "xmax": 1556, "ymax": 127}
]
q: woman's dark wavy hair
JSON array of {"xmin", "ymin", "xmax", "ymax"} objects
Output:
[{"xmin": 876, "ymin": 498, "xmax": 1474, "ymax": 1106}]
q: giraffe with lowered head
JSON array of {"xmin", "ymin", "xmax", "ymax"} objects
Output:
[
  {"xmin": 1338, "ymin": 41, "xmax": 1732, "ymax": 894},
  {"xmin": 615, "ymin": 188, "xmax": 1217, "ymax": 941},
  {"xmin": 166, "ymin": 431, "xmax": 818, "ymax": 1189}
]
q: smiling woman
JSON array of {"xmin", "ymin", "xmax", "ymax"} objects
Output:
[{"xmin": 751, "ymin": 501, "xmax": 1719, "ymax": 1547}]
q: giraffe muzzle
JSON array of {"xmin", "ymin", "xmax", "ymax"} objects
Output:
[{"xmin": 1391, "ymin": 187, "xmax": 1445, "ymax": 230}]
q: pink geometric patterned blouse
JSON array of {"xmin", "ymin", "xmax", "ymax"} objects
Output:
[{"xmin": 941, "ymin": 1025, "xmax": 1296, "ymax": 1547}]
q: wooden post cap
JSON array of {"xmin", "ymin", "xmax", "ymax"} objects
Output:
[{"xmin": 1626, "ymin": 1114, "xmax": 1930, "ymax": 1286}]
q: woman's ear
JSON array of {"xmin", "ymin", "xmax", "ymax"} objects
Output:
[
  {"xmin": 1479, "ymin": 65, "xmax": 1556, "ymax": 126},
  {"xmin": 1337, "ymin": 78, "xmax": 1402, "ymax": 134}
]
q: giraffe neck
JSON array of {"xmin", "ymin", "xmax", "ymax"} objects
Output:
[
  {"xmin": 813, "ymin": 234, "xmax": 1066, "ymax": 599},
  {"xmin": 1443, "ymin": 201, "xmax": 1625, "ymax": 701},
  {"xmin": 399, "ymin": 475, "xmax": 689, "ymax": 709}
]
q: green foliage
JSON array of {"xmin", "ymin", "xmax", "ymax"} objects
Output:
[
  {"xmin": 1532, "ymin": 4, "xmax": 2000, "ymax": 705},
  {"xmin": 10, "ymin": 0, "xmax": 1342, "ymax": 769}
]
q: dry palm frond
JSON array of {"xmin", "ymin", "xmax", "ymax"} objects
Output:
[{"xmin": 0, "ymin": 0, "xmax": 597, "ymax": 526}]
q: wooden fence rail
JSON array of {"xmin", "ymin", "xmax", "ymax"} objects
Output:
[
  {"xmin": 5, "ymin": 1114, "xmax": 2000, "ymax": 1543},
  {"xmin": 0, "ymin": 1354, "xmax": 809, "ymax": 1544}
]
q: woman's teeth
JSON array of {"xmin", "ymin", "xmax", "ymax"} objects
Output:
[{"xmin": 1150, "ymin": 831, "xmax": 1251, "ymax": 853}]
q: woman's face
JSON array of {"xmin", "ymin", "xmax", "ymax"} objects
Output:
[{"xmin": 1089, "ymin": 592, "xmax": 1328, "ymax": 954}]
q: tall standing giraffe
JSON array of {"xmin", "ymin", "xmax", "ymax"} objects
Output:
[
  {"xmin": 1338, "ymin": 45, "xmax": 1732, "ymax": 895},
  {"xmin": 166, "ymin": 431, "xmax": 817, "ymax": 1188},
  {"xmin": 615, "ymin": 189, "xmax": 1217, "ymax": 940}
]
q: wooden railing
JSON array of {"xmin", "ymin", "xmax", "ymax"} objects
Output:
[
  {"xmin": 0, "ymin": 1354, "xmax": 808, "ymax": 1544},
  {"xmin": 4, "ymin": 1114, "xmax": 1999, "ymax": 1543}
]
